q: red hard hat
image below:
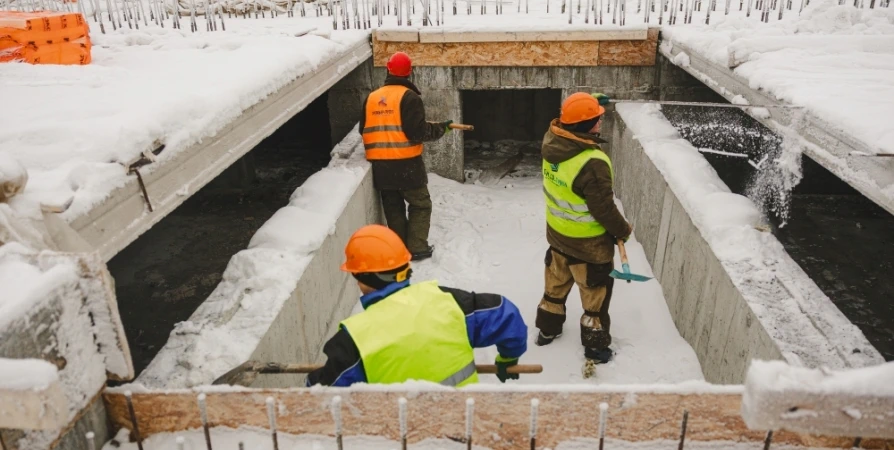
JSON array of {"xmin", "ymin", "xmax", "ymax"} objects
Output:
[{"xmin": 386, "ymin": 52, "xmax": 412, "ymax": 77}]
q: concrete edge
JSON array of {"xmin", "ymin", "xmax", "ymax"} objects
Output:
[
  {"xmin": 611, "ymin": 108, "xmax": 883, "ymax": 384},
  {"xmin": 658, "ymin": 39, "xmax": 894, "ymax": 217},
  {"xmin": 69, "ymin": 40, "xmax": 373, "ymax": 262}
]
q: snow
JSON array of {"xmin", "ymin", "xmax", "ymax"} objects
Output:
[
  {"xmin": 358, "ymin": 174, "xmax": 705, "ymax": 385},
  {"xmin": 0, "ymin": 358, "xmax": 59, "ymax": 391},
  {"xmin": 134, "ymin": 129, "xmax": 369, "ymax": 389},
  {"xmin": 616, "ymin": 102, "xmax": 883, "ymax": 369},
  {"xmin": 745, "ymin": 359, "xmax": 894, "ymax": 397},
  {"xmin": 0, "ymin": 242, "xmax": 79, "ymax": 330},
  {"xmin": 662, "ymin": 0, "xmax": 894, "ymax": 155},
  {"xmin": 0, "ymin": 19, "xmax": 368, "ymax": 221},
  {"xmin": 0, "ymin": 153, "xmax": 28, "ymax": 202}
]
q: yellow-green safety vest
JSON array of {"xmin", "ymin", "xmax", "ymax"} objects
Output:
[
  {"xmin": 542, "ymin": 148, "xmax": 614, "ymax": 238},
  {"xmin": 340, "ymin": 281, "xmax": 479, "ymax": 386}
]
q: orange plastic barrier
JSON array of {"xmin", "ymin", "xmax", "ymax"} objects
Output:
[{"xmin": 0, "ymin": 11, "xmax": 91, "ymax": 65}]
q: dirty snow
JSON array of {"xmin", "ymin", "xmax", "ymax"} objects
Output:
[
  {"xmin": 616, "ymin": 102, "xmax": 883, "ymax": 369},
  {"xmin": 0, "ymin": 358, "xmax": 59, "ymax": 391},
  {"xmin": 661, "ymin": 0, "xmax": 894, "ymax": 155},
  {"xmin": 745, "ymin": 359, "xmax": 894, "ymax": 397},
  {"xmin": 351, "ymin": 174, "xmax": 704, "ymax": 385},
  {"xmin": 0, "ymin": 20, "xmax": 367, "ymax": 221},
  {"xmin": 134, "ymin": 129, "xmax": 369, "ymax": 389}
]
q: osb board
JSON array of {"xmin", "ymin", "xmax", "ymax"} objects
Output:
[
  {"xmin": 598, "ymin": 28, "xmax": 659, "ymax": 66},
  {"xmin": 415, "ymin": 28, "xmax": 648, "ymax": 43},
  {"xmin": 372, "ymin": 29, "xmax": 657, "ymax": 66},
  {"xmin": 374, "ymin": 39, "xmax": 602, "ymax": 66},
  {"xmin": 103, "ymin": 390, "xmax": 892, "ymax": 449}
]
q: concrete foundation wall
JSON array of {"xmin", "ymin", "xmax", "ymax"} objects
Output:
[
  {"xmin": 251, "ymin": 169, "xmax": 382, "ymax": 388},
  {"xmin": 610, "ymin": 112, "xmax": 784, "ymax": 384}
]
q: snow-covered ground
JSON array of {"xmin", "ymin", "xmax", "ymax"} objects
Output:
[
  {"xmin": 0, "ymin": 19, "xmax": 366, "ymax": 221},
  {"xmin": 352, "ymin": 174, "xmax": 705, "ymax": 385},
  {"xmin": 662, "ymin": 0, "xmax": 894, "ymax": 155}
]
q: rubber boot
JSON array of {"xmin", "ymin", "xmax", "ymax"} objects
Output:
[
  {"xmin": 536, "ymin": 331, "xmax": 562, "ymax": 346},
  {"xmin": 411, "ymin": 245, "xmax": 434, "ymax": 261}
]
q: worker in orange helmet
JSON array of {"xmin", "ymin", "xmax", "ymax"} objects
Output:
[
  {"xmin": 306, "ymin": 225, "xmax": 528, "ymax": 387},
  {"xmin": 359, "ymin": 51, "xmax": 454, "ymax": 262},
  {"xmin": 536, "ymin": 93, "xmax": 632, "ymax": 378}
]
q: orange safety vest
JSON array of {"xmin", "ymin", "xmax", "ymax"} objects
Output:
[{"xmin": 362, "ymin": 85, "xmax": 424, "ymax": 160}]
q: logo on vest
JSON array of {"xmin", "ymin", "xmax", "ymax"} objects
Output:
[
  {"xmin": 378, "ymin": 96, "xmax": 388, "ymax": 107},
  {"xmin": 550, "ymin": 163, "xmax": 559, "ymax": 172}
]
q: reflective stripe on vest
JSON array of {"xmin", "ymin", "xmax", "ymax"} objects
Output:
[
  {"xmin": 340, "ymin": 281, "xmax": 479, "ymax": 387},
  {"xmin": 542, "ymin": 149, "xmax": 614, "ymax": 238},
  {"xmin": 362, "ymin": 85, "xmax": 424, "ymax": 161}
]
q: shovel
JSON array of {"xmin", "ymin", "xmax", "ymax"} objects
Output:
[
  {"xmin": 448, "ymin": 123, "xmax": 474, "ymax": 131},
  {"xmin": 609, "ymin": 239, "xmax": 652, "ymax": 283},
  {"xmin": 213, "ymin": 360, "xmax": 543, "ymax": 387}
]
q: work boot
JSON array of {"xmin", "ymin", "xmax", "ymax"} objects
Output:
[
  {"xmin": 411, "ymin": 245, "xmax": 434, "ymax": 261},
  {"xmin": 536, "ymin": 331, "xmax": 561, "ymax": 346},
  {"xmin": 584, "ymin": 347, "xmax": 614, "ymax": 364}
]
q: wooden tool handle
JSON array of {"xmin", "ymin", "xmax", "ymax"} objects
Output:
[
  {"xmin": 449, "ymin": 123, "xmax": 474, "ymax": 131},
  {"xmin": 269, "ymin": 364, "xmax": 543, "ymax": 375},
  {"xmin": 616, "ymin": 239, "xmax": 629, "ymax": 265}
]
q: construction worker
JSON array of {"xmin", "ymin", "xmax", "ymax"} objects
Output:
[
  {"xmin": 535, "ymin": 92, "xmax": 632, "ymax": 374},
  {"xmin": 359, "ymin": 51, "xmax": 453, "ymax": 262},
  {"xmin": 306, "ymin": 224, "xmax": 528, "ymax": 387}
]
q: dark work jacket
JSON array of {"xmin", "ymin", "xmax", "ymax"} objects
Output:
[
  {"xmin": 306, "ymin": 280, "xmax": 528, "ymax": 387},
  {"xmin": 541, "ymin": 120, "xmax": 632, "ymax": 265},
  {"xmin": 359, "ymin": 76, "xmax": 446, "ymax": 191}
]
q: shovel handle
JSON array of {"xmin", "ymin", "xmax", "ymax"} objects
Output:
[
  {"xmin": 262, "ymin": 363, "xmax": 542, "ymax": 375},
  {"xmin": 616, "ymin": 239, "xmax": 629, "ymax": 265},
  {"xmin": 449, "ymin": 123, "xmax": 474, "ymax": 131}
]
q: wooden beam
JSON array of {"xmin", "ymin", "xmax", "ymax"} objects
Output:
[
  {"xmin": 374, "ymin": 29, "xmax": 420, "ymax": 42},
  {"xmin": 103, "ymin": 388, "xmax": 892, "ymax": 449},
  {"xmin": 417, "ymin": 29, "xmax": 648, "ymax": 43}
]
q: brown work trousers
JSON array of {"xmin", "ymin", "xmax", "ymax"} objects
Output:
[
  {"xmin": 380, "ymin": 187, "xmax": 432, "ymax": 254},
  {"xmin": 535, "ymin": 247, "xmax": 615, "ymax": 349}
]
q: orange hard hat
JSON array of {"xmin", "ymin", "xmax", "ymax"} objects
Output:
[
  {"xmin": 386, "ymin": 52, "xmax": 412, "ymax": 77},
  {"xmin": 559, "ymin": 92, "xmax": 606, "ymax": 125},
  {"xmin": 341, "ymin": 224, "xmax": 412, "ymax": 274}
]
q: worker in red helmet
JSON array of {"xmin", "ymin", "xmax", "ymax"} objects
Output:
[
  {"xmin": 359, "ymin": 51, "xmax": 454, "ymax": 262},
  {"xmin": 535, "ymin": 92, "xmax": 632, "ymax": 378},
  {"xmin": 306, "ymin": 225, "xmax": 528, "ymax": 387}
]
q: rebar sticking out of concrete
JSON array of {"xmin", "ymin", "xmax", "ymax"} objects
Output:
[
  {"xmin": 598, "ymin": 402, "xmax": 608, "ymax": 450},
  {"xmin": 465, "ymin": 398, "xmax": 474, "ymax": 450},
  {"xmin": 763, "ymin": 430, "xmax": 774, "ymax": 450},
  {"xmin": 198, "ymin": 393, "xmax": 213, "ymax": 450},
  {"xmin": 529, "ymin": 399, "xmax": 539, "ymax": 450},
  {"xmin": 678, "ymin": 410, "xmax": 690, "ymax": 450},
  {"xmin": 332, "ymin": 396, "xmax": 344, "ymax": 450},
  {"xmin": 125, "ymin": 391, "xmax": 145, "ymax": 450},
  {"xmin": 267, "ymin": 397, "xmax": 280, "ymax": 450},
  {"xmin": 399, "ymin": 397, "xmax": 408, "ymax": 450},
  {"xmin": 85, "ymin": 432, "xmax": 96, "ymax": 450},
  {"xmin": 177, "ymin": 437, "xmax": 186, "ymax": 450}
]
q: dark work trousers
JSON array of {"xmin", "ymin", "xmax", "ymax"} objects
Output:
[
  {"xmin": 380, "ymin": 187, "xmax": 432, "ymax": 254},
  {"xmin": 535, "ymin": 247, "xmax": 615, "ymax": 350}
]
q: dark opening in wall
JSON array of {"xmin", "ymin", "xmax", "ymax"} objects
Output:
[
  {"xmin": 663, "ymin": 105, "xmax": 894, "ymax": 361},
  {"xmin": 460, "ymin": 89, "xmax": 561, "ymax": 181},
  {"xmin": 106, "ymin": 93, "xmax": 334, "ymax": 379}
]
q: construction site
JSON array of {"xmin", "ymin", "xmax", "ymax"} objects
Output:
[{"xmin": 1, "ymin": 0, "xmax": 894, "ymax": 448}]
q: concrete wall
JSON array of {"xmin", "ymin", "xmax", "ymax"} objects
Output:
[
  {"xmin": 398, "ymin": 54, "xmax": 723, "ymax": 181},
  {"xmin": 609, "ymin": 112, "xmax": 784, "ymax": 384},
  {"xmin": 251, "ymin": 168, "xmax": 382, "ymax": 387}
]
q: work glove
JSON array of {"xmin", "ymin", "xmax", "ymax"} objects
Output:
[
  {"xmin": 591, "ymin": 93, "xmax": 611, "ymax": 106},
  {"xmin": 495, "ymin": 355, "xmax": 519, "ymax": 383},
  {"xmin": 440, "ymin": 120, "xmax": 454, "ymax": 132}
]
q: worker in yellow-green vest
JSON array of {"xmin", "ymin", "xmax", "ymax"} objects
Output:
[
  {"xmin": 536, "ymin": 92, "xmax": 633, "ymax": 374},
  {"xmin": 306, "ymin": 224, "xmax": 528, "ymax": 387}
]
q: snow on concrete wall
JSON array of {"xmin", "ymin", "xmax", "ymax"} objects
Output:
[
  {"xmin": 610, "ymin": 104, "xmax": 883, "ymax": 384},
  {"xmin": 135, "ymin": 127, "xmax": 381, "ymax": 389},
  {"xmin": 0, "ymin": 243, "xmax": 132, "ymax": 450}
]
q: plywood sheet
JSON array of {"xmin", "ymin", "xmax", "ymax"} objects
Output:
[
  {"xmin": 374, "ymin": 39, "xmax": 601, "ymax": 66},
  {"xmin": 598, "ymin": 27, "xmax": 659, "ymax": 66},
  {"xmin": 416, "ymin": 29, "xmax": 648, "ymax": 43},
  {"xmin": 103, "ymin": 389, "xmax": 891, "ymax": 449}
]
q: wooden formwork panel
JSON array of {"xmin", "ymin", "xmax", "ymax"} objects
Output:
[
  {"xmin": 103, "ymin": 389, "xmax": 891, "ymax": 449},
  {"xmin": 372, "ymin": 28, "xmax": 658, "ymax": 67}
]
